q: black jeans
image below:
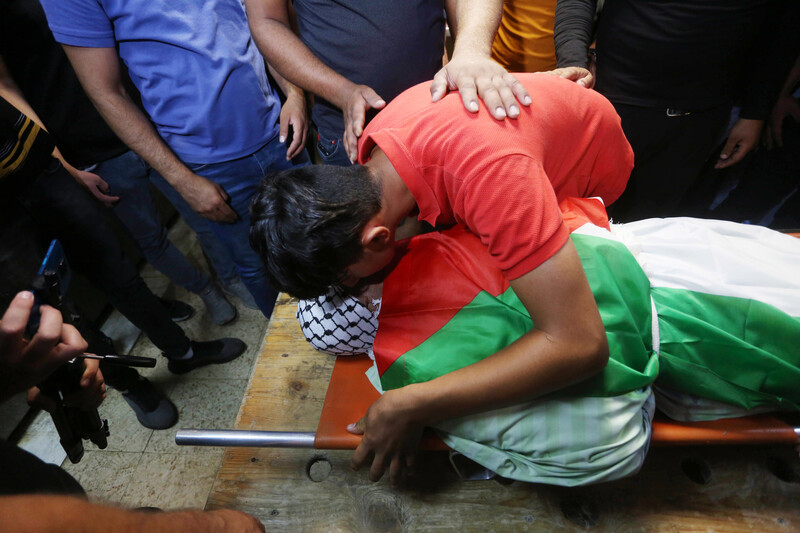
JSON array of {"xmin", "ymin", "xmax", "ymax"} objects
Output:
[
  {"xmin": 6, "ymin": 161, "xmax": 191, "ymax": 356},
  {"xmin": 607, "ymin": 102, "xmax": 731, "ymax": 221}
]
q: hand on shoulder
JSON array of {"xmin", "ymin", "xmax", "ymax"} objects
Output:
[{"xmin": 430, "ymin": 52, "xmax": 531, "ymax": 119}]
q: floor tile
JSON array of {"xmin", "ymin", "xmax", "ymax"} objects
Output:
[
  {"xmin": 121, "ymin": 450, "xmax": 224, "ymax": 510},
  {"xmin": 95, "ymin": 388, "xmax": 155, "ymax": 453},
  {"xmin": 145, "ymin": 378, "xmax": 249, "ymax": 454},
  {"xmin": 18, "ymin": 217, "xmax": 267, "ymax": 511},
  {"xmin": 61, "ymin": 450, "xmax": 142, "ymax": 505},
  {"xmin": 17, "ymin": 411, "xmax": 66, "ymax": 465}
]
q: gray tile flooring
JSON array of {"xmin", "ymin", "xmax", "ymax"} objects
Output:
[{"xmin": 23, "ymin": 218, "xmax": 269, "ymax": 510}]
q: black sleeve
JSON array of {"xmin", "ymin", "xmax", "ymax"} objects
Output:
[
  {"xmin": 739, "ymin": 0, "xmax": 800, "ymax": 119},
  {"xmin": 554, "ymin": 0, "xmax": 597, "ymax": 69}
]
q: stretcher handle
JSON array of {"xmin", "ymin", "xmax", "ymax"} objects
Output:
[{"xmin": 176, "ymin": 429, "xmax": 316, "ymax": 448}]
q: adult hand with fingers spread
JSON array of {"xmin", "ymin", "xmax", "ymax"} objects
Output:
[
  {"xmin": 0, "ymin": 291, "xmax": 88, "ymax": 403},
  {"xmin": 348, "ymin": 388, "xmax": 424, "ymax": 486},
  {"xmin": 340, "ymin": 83, "xmax": 386, "ymax": 163},
  {"xmin": 715, "ymin": 118, "xmax": 764, "ymax": 169},
  {"xmin": 431, "ymin": 54, "xmax": 531, "ymax": 120},
  {"xmin": 542, "ymin": 66, "xmax": 594, "ymax": 89}
]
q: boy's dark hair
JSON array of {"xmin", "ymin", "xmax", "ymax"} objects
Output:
[{"xmin": 249, "ymin": 164, "xmax": 382, "ymax": 299}]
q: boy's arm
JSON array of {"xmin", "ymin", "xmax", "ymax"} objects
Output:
[
  {"xmin": 61, "ymin": 45, "xmax": 237, "ymax": 222},
  {"xmin": 349, "ymin": 239, "xmax": 608, "ymax": 484}
]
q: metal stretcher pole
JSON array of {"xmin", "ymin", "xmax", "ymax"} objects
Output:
[{"xmin": 176, "ymin": 429, "xmax": 316, "ymax": 448}]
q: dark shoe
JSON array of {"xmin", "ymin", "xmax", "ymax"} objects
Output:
[
  {"xmin": 158, "ymin": 298, "xmax": 195, "ymax": 322},
  {"xmin": 166, "ymin": 338, "xmax": 246, "ymax": 375},
  {"xmin": 198, "ymin": 282, "xmax": 236, "ymax": 325},
  {"xmin": 120, "ymin": 376, "xmax": 178, "ymax": 430}
]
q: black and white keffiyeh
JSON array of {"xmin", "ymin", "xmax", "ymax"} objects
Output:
[{"xmin": 296, "ymin": 288, "xmax": 380, "ymax": 356}]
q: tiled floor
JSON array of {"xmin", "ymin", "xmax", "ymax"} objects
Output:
[{"xmin": 21, "ymin": 218, "xmax": 269, "ymax": 510}]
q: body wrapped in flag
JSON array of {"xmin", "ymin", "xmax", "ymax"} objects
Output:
[{"xmin": 299, "ymin": 199, "xmax": 800, "ymax": 485}]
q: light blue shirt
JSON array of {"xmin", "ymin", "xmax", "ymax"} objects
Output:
[{"xmin": 40, "ymin": 0, "xmax": 280, "ymax": 164}]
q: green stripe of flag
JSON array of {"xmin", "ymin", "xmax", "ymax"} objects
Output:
[
  {"xmin": 380, "ymin": 234, "xmax": 659, "ymax": 397},
  {"xmin": 653, "ymin": 287, "xmax": 800, "ymax": 411}
]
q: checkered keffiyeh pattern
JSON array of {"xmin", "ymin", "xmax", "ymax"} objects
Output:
[{"xmin": 297, "ymin": 289, "xmax": 379, "ymax": 356}]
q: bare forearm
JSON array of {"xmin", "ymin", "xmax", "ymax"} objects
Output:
[
  {"xmin": 447, "ymin": 0, "xmax": 503, "ymax": 57},
  {"xmin": 399, "ymin": 240, "xmax": 608, "ymax": 425},
  {"xmin": 0, "ymin": 496, "xmax": 262, "ymax": 533},
  {"xmin": 246, "ymin": 3, "xmax": 354, "ymax": 109},
  {"xmin": 405, "ymin": 327, "xmax": 607, "ymax": 426},
  {"xmin": 78, "ymin": 82, "xmax": 192, "ymax": 187},
  {"xmin": 267, "ymin": 63, "xmax": 301, "ymax": 101}
]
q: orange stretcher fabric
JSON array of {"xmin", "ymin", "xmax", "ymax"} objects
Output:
[
  {"xmin": 314, "ymin": 355, "xmax": 447, "ymax": 450},
  {"xmin": 315, "ymin": 356, "xmax": 799, "ymax": 450}
]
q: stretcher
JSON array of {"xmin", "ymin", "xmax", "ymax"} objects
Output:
[
  {"xmin": 176, "ymin": 354, "xmax": 800, "ymax": 450},
  {"xmin": 179, "ymin": 231, "xmax": 800, "ymax": 453}
]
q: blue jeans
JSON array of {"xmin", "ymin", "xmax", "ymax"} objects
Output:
[
  {"xmin": 315, "ymin": 126, "xmax": 352, "ymax": 167},
  {"xmin": 93, "ymin": 150, "xmax": 238, "ymax": 293},
  {"xmin": 186, "ymin": 138, "xmax": 310, "ymax": 316}
]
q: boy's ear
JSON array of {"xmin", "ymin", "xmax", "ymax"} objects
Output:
[{"xmin": 361, "ymin": 224, "xmax": 392, "ymax": 250}]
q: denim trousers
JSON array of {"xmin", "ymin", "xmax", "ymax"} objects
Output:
[
  {"xmin": 92, "ymin": 150, "xmax": 238, "ymax": 293},
  {"xmin": 315, "ymin": 125, "xmax": 352, "ymax": 167},
  {"xmin": 15, "ymin": 162, "xmax": 191, "ymax": 356},
  {"xmin": 186, "ymin": 137, "xmax": 310, "ymax": 316}
]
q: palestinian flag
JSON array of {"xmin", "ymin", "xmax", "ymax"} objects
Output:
[
  {"xmin": 373, "ymin": 198, "xmax": 800, "ymax": 413},
  {"xmin": 373, "ymin": 197, "xmax": 660, "ymax": 400},
  {"xmin": 619, "ymin": 216, "xmax": 800, "ymax": 414}
]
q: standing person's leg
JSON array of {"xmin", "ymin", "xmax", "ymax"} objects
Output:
[
  {"xmin": 606, "ymin": 104, "xmax": 731, "ymax": 222},
  {"xmin": 95, "ymin": 151, "xmax": 208, "ymax": 293},
  {"xmin": 21, "ymin": 163, "xmax": 191, "ymax": 357},
  {"xmin": 71, "ymin": 309, "xmax": 178, "ymax": 429},
  {"xmin": 21, "ymin": 164, "xmax": 246, "ymax": 373},
  {"xmin": 148, "ymin": 169, "xmax": 257, "ymax": 308},
  {"xmin": 95, "ymin": 152, "xmax": 235, "ymax": 325},
  {"xmin": 186, "ymin": 138, "xmax": 310, "ymax": 317}
]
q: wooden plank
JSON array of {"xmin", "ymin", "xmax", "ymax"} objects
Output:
[{"xmin": 208, "ymin": 296, "xmax": 800, "ymax": 532}]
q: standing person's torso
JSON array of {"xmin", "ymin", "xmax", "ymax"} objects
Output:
[
  {"xmin": 595, "ymin": 0, "xmax": 770, "ymax": 109},
  {"xmin": 492, "ymin": 0, "xmax": 558, "ymax": 73},
  {"xmin": 292, "ymin": 0, "xmax": 446, "ymax": 135},
  {"xmin": 0, "ymin": 0, "xmax": 129, "ymax": 168},
  {"xmin": 40, "ymin": 0, "xmax": 280, "ymax": 164},
  {"xmin": 0, "ymin": 98, "xmax": 54, "ymax": 182}
]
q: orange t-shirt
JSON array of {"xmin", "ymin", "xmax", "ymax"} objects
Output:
[
  {"xmin": 491, "ymin": 0, "xmax": 558, "ymax": 73},
  {"xmin": 358, "ymin": 73, "xmax": 633, "ymax": 280}
]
